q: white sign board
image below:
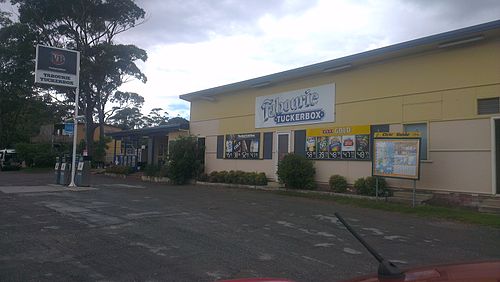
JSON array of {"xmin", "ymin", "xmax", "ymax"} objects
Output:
[
  {"xmin": 35, "ymin": 45, "xmax": 80, "ymax": 88},
  {"xmin": 255, "ymin": 83, "xmax": 335, "ymax": 128}
]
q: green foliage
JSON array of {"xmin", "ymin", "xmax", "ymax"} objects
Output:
[
  {"xmin": 354, "ymin": 177, "xmax": 366, "ymax": 192},
  {"xmin": 168, "ymin": 136, "xmax": 203, "ymax": 184},
  {"xmin": 277, "ymin": 154, "xmax": 316, "ymax": 190},
  {"xmin": 105, "ymin": 165, "xmax": 134, "ymax": 175},
  {"xmin": 15, "ymin": 143, "xmax": 56, "ymax": 168},
  {"xmin": 354, "ymin": 176, "xmax": 392, "ymax": 196},
  {"xmin": 205, "ymin": 170, "xmax": 268, "ymax": 186},
  {"xmin": 329, "ymin": 175, "xmax": 348, "ymax": 193},
  {"xmin": 76, "ymin": 138, "xmax": 110, "ymax": 167},
  {"xmin": 0, "ymin": 20, "xmax": 65, "ymax": 148},
  {"xmin": 9, "ymin": 0, "xmax": 148, "ymax": 155}
]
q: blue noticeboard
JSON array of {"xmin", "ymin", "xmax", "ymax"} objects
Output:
[{"xmin": 63, "ymin": 123, "xmax": 74, "ymax": 135}]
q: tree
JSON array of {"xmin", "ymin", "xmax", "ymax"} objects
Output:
[
  {"xmin": 145, "ymin": 108, "xmax": 169, "ymax": 127},
  {"xmin": 0, "ymin": 6, "xmax": 68, "ymax": 148},
  {"xmin": 12, "ymin": 0, "xmax": 147, "ymax": 157},
  {"xmin": 106, "ymin": 91, "xmax": 145, "ymax": 129},
  {"xmin": 107, "ymin": 107, "xmax": 145, "ymax": 130}
]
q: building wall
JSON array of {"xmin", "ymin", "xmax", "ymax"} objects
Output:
[{"xmin": 189, "ymin": 39, "xmax": 500, "ymax": 194}]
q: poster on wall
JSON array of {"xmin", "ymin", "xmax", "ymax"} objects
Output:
[
  {"xmin": 225, "ymin": 133, "xmax": 260, "ymax": 159},
  {"xmin": 255, "ymin": 83, "xmax": 335, "ymax": 128},
  {"xmin": 372, "ymin": 132, "xmax": 421, "ymax": 180},
  {"xmin": 305, "ymin": 125, "xmax": 370, "ymax": 160}
]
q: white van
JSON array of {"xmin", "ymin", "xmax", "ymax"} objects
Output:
[{"xmin": 0, "ymin": 149, "xmax": 21, "ymax": 170}]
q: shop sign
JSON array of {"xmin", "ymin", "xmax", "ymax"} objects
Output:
[
  {"xmin": 63, "ymin": 123, "xmax": 74, "ymax": 135},
  {"xmin": 374, "ymin": 132, "xmax": 421, "ymax": 138},
  {"xmin": 255, "ymin": 83, "xmax": 335, "ymax": 128},
  {"xmin": 225, "ymin": 133, "xmax": 260, "ymax": 159},
  {"xmin": 305, "ymin": 125, "xmax": 370, "ymax": 160},
  {"xmin": 372, "ymin": 133, "xmax": 421, "ymax": 180},
  {"xmin": 35, "ymin": 45, "xmax": 80, "ymax": 88}
]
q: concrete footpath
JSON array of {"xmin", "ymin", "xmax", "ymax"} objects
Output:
[{"xmin": 1, "ymin": 171, "xmax": 499, "ymax": 281}]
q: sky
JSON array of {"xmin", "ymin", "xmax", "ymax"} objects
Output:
[{"xmin": 3, "ymin": 0, "xmax": 500, "ymax": 119}]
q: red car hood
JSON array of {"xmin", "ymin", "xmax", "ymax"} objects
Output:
[{"xmin": 219, "ymin": 261, "xmax": 500, "ymax": 282}]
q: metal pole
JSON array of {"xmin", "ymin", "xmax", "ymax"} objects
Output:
[
  {"xmin": 68, "ymin": 87, "xmax": 79, "ymax": 188},
  {"xmin": 412, "ymin": 179, "xmax": 416, "ymax": 208},
  {"xmin": 375, "ymin": 177, "xmax": 379, "ymax": 200}
]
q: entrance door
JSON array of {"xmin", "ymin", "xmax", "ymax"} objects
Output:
[
  {"xmin": 277, "ymin": 133, "xmax": 289, "ymax": 161},
  {"xmin": 496, "ymin": 119, "xmax": 500, "ymax": 194}
]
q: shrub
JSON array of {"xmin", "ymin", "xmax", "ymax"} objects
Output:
[
  {"xmin": 354, "ymin": 176, "xmax": 392, "ymax": 196},
  {"xmin": 354, "ymin": 177, "xmax": 366, "ymax": 192},
  {"xmin": 168, "ymin": 136, "xmax": 204, "ymax": 184},
  {"xmin": 277, "ymin": 154, "xmax": 315, "ymax": 190},
  {"xmin": 105, "ymin": 165, "xmax": 134, "ymax": 175},
  {"xmin": 204, "ymin": 170, "xmax": 267, "ymax": 186},
  {"xmin": 329, "ymin": 175, "xmax": 348, "ymax": 193},
  {"xmin": 197, "ymin": 172, "xmax": 209, "ymax": 182},
  {"xmin": 15, "ymin": 142, "xmax": 56, "ymax": 168},
  {"xmin": 208, "ymin": 171, "xmax": 219, "ymax": 182},
  {"xmin": 256, "ymin": 172, "xmax": 268, "ymax": 186}
]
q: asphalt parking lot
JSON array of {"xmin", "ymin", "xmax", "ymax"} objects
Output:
[{"xmin": 0, "ymin": 170, "xmax": 499, "ymax": 281}]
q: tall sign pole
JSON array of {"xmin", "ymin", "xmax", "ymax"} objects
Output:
[
  {"xmin": 68, "ymin": 85, "xmax": 80, "ymax": 187},
  {"xmin": 35, "ymin": 45, "xmax": 81, "ymax": 187}
]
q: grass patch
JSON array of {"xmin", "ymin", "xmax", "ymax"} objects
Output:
[{"xmin": 273, "ymin": 190, "xmax": 500, "ymax": 229}]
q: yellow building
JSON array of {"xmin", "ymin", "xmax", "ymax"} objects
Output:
[{"xmin": 180, "ymin": 20, "xmax": 500, "ymax": 195}]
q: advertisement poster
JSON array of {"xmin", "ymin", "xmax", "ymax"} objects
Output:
[
  {"xmin": 225, "ymin": 133, "xmax": 260, "ymax": 159},
  {"xmin": 372, "ymin": 136, "xmax": 421, "ymax": 180},
  {"xmin": 305, "ymin": 125, "xmax": 370, "ymax": 160}
]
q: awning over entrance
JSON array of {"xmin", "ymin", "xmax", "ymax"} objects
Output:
[
  {"xmin": 106, "ymin": 123, "xmax": 190, "ymax": 167},
  {"xmin": 106, "ymin": 123, "xmax": 189, "ymax": 139}
]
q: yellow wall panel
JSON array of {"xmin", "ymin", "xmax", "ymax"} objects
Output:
[
  {"xmin": 403, "ymin": 101, "xmax": 442, "ymax": 122},
  {"xmin": 441, "ymin": 88, "xmax": 477, "ymax": 120},
  {"xmin": 477, "ymin": 84, "xmax": 500, "ymax": 98},
  {"xmin": 403, "ymin": 92, "xmax": 442, "ymax": 104},
  {"xmin": 336, "ymin": 97, "xmax": 403, "ymax": 125}
]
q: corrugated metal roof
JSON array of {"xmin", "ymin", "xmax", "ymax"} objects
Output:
[{"xmin": 179, "ymin": 20, "xmax": 500, "ymax": 102}]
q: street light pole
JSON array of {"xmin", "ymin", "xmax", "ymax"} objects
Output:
[{"xmin": 68, "ymin": 86, "xmax": 79, "ymax": 188}]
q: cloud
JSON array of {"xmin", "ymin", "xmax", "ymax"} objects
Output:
[
  {"xmin": 116, "ymin": 0, "xmax": 317, "ymax": 47},
  {"xmin": 117, "ymin": 0, "xmax": 500, "ymax": 120}
]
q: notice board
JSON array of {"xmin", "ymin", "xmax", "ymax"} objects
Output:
[{"xmin": 372, "ymin": 132, "xmax": 421, "ymax": 180}]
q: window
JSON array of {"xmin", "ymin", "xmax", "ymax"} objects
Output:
[
  {"xmin": 216, "ymin": 135, "xmax": 224, "ymax": 159},
  {"xmin": 293, "ymin": 130, "xmax": 306, "ymax": 156},
  {"xmin": 263, "ymin": 132, "xmax": 273, "ymax": 159},
  {"xmin": 404, "ymin": 123, "xmax": 427, "ymax": 160},
  {"xmin": 478, "ymin": 97, "xmax": 500, "ymax": 115}
]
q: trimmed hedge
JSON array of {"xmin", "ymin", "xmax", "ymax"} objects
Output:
[
  {"xmin": 277, "ymin": 154, "xmax": 316, "ymax": 190},
  {"xmin": 105, "ymin": 165, "xmax": 134, "ymax": 175},
  {"xmin": 329, "ymin": 175, "xmax": 348, "ymax": 193},
  {"xmin": 201, "ymin": 170, "xmax": 268, "ymax": 186}
]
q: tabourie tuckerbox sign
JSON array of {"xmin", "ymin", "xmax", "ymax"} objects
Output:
[
  {"xmin": 255, "ymin": 83, "xmax": 335, "ymax": 128},
  {"xmin": 35, "ymin": 45, "xmax": 80, "ymax": 88}
]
